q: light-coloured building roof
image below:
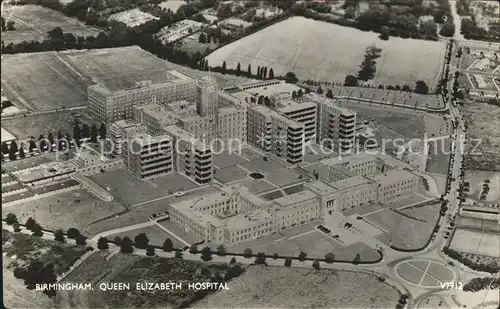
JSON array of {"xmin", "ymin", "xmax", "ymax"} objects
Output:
[
  {"xmin": 251, "ymin": 105, "xmax": 302, "ymax": 128},
  {"xmin": 331, "ymin": 175, "xmax": 374, "ymax": 190},
  {"xmin": 130, "ymin": 133, "xmax": 171, "ymax": 146},
  {"xmin": 320, "ymin": 151, "xmax": 375, "ymax": 167},
  {"xmin": 277, "ymin": 100, "xmax": 316, "ymax": 114},
  {"xmin": 304, "ymin": 181, "xmax": 338, "ymax": 196},
  {"xmin": 135, "ymin": 103, "xmax": 179, "ymax": 125},
  {"xmin": 272, "ymin": 190, "xmax": 317, "ymax": 210},
  {"xmin": 376, "ymin": 153, "xmax": 415, "ymax": 170},
  {"xmin": 224, "ymin": 209, "xmax": 273, "ymax": 231},
  {"xmin": 368, "ymin": 169, "xmax": 417, "ymax": 186},
  {"xmin": 163, "ymin": 125, "xmax": 208, "ymax": 150}
]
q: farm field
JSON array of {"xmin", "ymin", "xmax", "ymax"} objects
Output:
[
  {"xmin": 193, "ymin": 266, "xmax": 399, "ymax": 308},
  {"xmin": 1, "ymin": 46, "xmax": 253, "ymax": 112},
  {"xmin": 1, "ymin": 52, "xmax": 93, "ymax": 111},
  {"xmin": 3, "ymin": 188, "xmax": 127, "ymax": 235},
  {"xmin": 462, "ymin": 101, "xmax": 500, "ymax": 171},
  {"xmin": 0, "ymin": 5, "xmax": 99, "ymax": 44},
  {"xmin": 367, "ymin": 203, "xmax": 440, "ymax": 249},
  {"xmin": 449, "ymin": 229, "xmax": 499, "ymax": 258},
  {"xmin": 206, "ymin": 16, "xmax": 446, "ymax": 88}
]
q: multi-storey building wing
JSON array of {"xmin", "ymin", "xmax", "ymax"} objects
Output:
[
  {"xmin": 108, "ymin": 120, "xmax": 147, "ymax": 157},
  {"xmin": 123, "ymin": 133, "xmax": 173, "ymax": 179}
]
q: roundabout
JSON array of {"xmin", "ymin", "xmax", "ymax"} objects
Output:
[{"xmin": 396, "ymin": 259, "xmax": 455, "ymax": 288}]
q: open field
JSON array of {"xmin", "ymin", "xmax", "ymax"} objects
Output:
[
  {"xmin": 451, "ymin": 289, "xmax": 500, "ymax": 309},
  {"xmin": 2, "ymin": 153, "xmax": 55, "ymax": 172},
  {"xmin": 2, "ymin": 229, "xmax": 87, "ymax": 275},
  {"xmin": 3, "ymin": 189, "xmax": 126, "ymax": 235},
  {"xmin": 449, "ymin": 229, "xmax": 499, "ymax": 258},
  {"xmin": 2, "ymin": 46, "xmax": 254, "ymax": 112},
  {"xmin": 1, "ymin": 110, "xmax": 99, "ymax": 140},
  {"xmin": 367, "ymin": 203, "xmax": 440, "ymax": 249},
  {"xmin": 396, "ymin": 260, "xmax": 454, "ymax": 287},
  {"xmin": 57, "ymin": 256, "xmax": 238, "ymax": 309},
  {"xmin": 1, "ymin": 52, "xmax": 93, "ymax": 111},
  {"xmin": 0, "ymin": 5, "xmax": 99, "ymax": 44},
  {"xmin": 89, "ymin": 169, "xmax": 198, "ymax": 206},
  {"xmin": 455, "ymin": 216, "xmax": 500, "ymax": 233},
  {"xmin": 194, "ymin": 266, "xmax": 399, "ymax": 308},
  {"xmin": 159, "ymin": 1, "xmax": 186, "ymax": 12},
  {"xmin": 206, "ymin": 16, "xmax": 446, "ymax": 87},
  {"xmin": 462, "ymin": 101, "xmax": 500, "ymax": 171},
  {"xmin": 85, "ymin": 185, "xmax": 218, "ymax": 236}
]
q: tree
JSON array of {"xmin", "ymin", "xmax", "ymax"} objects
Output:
[
  {"xmin": 32, "ymin": 224, "xmax": 43, "ymax": 237},
  {"xmin": 189, "ymin": 244, "xmax": 199, "ymax": 254},
  {"xmin": 9, "ymin": 141, "xmax": 18, "ymax": 161},
  {"xmin": 24, "ymin": 217, "xmax": 37, "ymax": 231},
  {"xmin": 326, "ymin": 89, "xmax": 334, "ymax": 98},
  {"xmin": 5, "ymin": 213, "xmax": 18, "ymax": 225},
  {"xmin": 175, "ymin": 250, "xmax": 183, "ymax": 258},
  {"xmin": 113, "ymin": 236, "xmax": 122, "ymax": 246},
  {"xmin": 254, "ymin": 252, "xmax": 266, "ymax": 265},
  {"xmin": 236, "ymin": 62, "xmax": 241, "ymax": 76},
  {"xmin": 14, "ymin": 267, "xmax": 27, "ymax": 279},
  {"xmin": 402, "ymin": 85, "xmax": 412, "ymax": 92},
  {"xmin": 99, "ymin": 123, "xmax": 106, "ymax": 140},
  {"xmin": 269, "ymin": 68, "xmax": 275, "ymax": 79},
  {"xmin": 344, "ymin": 75, "xmax": 358, "ymax": 87},
  {"xmin": 134, "ymin": 233, "xmax": 150, "ymax": 249},
  {"xmin": 284, "ymin": 72, "xmax": 298, "ymax": 84},
  {"xmin": 75, "ymin": 234, "xmax": 87, "ymax": 246},
  {"xmin": 217, "ymin": 245, "xmax": 226, "ymax": 256},
  {"xmin": 325, "ymin": 253, "xmax": 335, "ymax": 263},
  {"xmin": 284, "ymin": 258, "xmax": 292, "ymax": 267},
  {"xmin": 379, "ymin": 26, "xmax": 390, "ymax": 40},
  {"xmin": 82, "ymin": 124, "xmax": 90, "ymax": 139},
  {"xmin": 146, "ymin": 245, "xmax": 156, "ymax": 256},
  {"xmin": 201, "ymin": 246, "xmax": 212, "ymax": 261},
  {"xmin": 317, "ymin": 86, "xmax": 324, "ymax": 95},
  {"xmin": 298, "ymin": 251, "xmax": 307, "ymax": 261},
  {"xmin": 198, "ymin": 32, "xmax": 207, "ymax": 43},
  {"xmin": 222, "ymin": 61, "xmax": 227, "ymax": 74},
  {"xmin": 120, "ymin": 236, "xmax": 134, "ymax": 253},
  {"xmin": 90, "ymin": 124, "xmax": 98, "ymax": 143},
  {"xmin": 415, "ymin": 81, "xmax": 429, "ymax": 94},
  {"xmin": 263, "ymin": 67, "xmax": 268, "ymax": 79},
  {"xmin": 13, "ymin": 222, "xmax": 21, "ymax": 232},
  {"xmin": 353, "ymin": 253, "xmax": 361, "ymax": 265},
  {"xmin": 54, "ymin": 229, "xmax": 65, "ymax": 243},
  {"xmin": 243, "ymin": 248, "xmax": 253, "ymax": 258},
  {"xmin": 1, "ymin": 141, "xmax": 9, "ymax": 155},
  {"xmin": 297, "ymin": 89, "xmax": 303, "ymax": 97},
  {"xmin": 7, "ymin": 20, "xmax": 16, "ymax": 31},
  {"xmin": 97, "ymin": 237, "xmax": 109, "ymax": 250},
  {"xmin": 312, "ymin": 259, "xmax": 320, "ymax": 270},
  {"xmin": 162, "ymin": 238, "xmax": 174, "ymax": 252},
  {"xmin": 67, "ymin": 228, "xmax": 80, "ymax": 239},
  {"xmin": 73, "ymin": 124, "xmax": 81, "ymax": 143},
  {"xmin": 439, "ymin": 19, "xmax": 455, "ymax": 37},
  {"xmin": 230, "ymin": 256, "xmax": 237, "ymax": 264},
  {"xmin": 19, "ymin": 143, "xmax": 26, "ymax": 159},
  {"xmin": 247, "ymin": 64, "xmax": 252, "ymax": 76}
]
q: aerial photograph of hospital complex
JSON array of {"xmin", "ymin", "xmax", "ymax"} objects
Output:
[{"xmin": 1, "ymin": 0, "xmax": 499, "ymax": 308}]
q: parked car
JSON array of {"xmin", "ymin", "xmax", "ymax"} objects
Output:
[{"xmin": 174, "ymin": 190, "xmax": 186, "ymax": 197}]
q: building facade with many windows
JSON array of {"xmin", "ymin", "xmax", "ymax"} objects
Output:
[{"xmin": 123, "ymin": 133, "xmax": 173, "ymax": 179}]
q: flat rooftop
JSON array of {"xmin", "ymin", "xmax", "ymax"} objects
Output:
[
  {"xmin": 368, "ymin": 169, "xmax": 417, "ymax": 185},
  {"xmin": 272, "ymin": 190, "xmax": 317, "ymax": 210},
  {"xmin": 135, "ymin": 103, "xmax": 179, "ymax": 125},
  {"xmin": 304, "ymin": 181, "xmax": 338, "ymax": 196},
  {"xmin": 331, "ymin": 175, "xmax": 374, "ymax": 190},
  {"xmin": 277, "ymin": 100, "xmax": 316, "ymax": 114},
  {"xmin": 163, "ymin": 125, "xmax": 208, "ymax": 150},
  {"xmin": 251, "ymin": 105, "xmax": 303, "ymax": 128},
  {"xmin": 224, "ymin": 209, "xmax": 273, "ymax": 231}
]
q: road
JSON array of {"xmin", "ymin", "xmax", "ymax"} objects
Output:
[{"xmin": 1, "ymin": 106, "xmax": 87, "ymax": 120}]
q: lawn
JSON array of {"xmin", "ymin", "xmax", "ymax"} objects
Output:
[
  {"xmin": 2, "ymin": 153, "xmax": 55, "ymax": 172},
  {"xmin": 2, "ymin": 229, "xmax": 87, "ymax": 275},
  {"xmin": 193, "ymin": 266, "xmax": 399, "ymax": 308},
  {"xmin": 0, "ymin": 5, "xmax": 99, "ymax": 44},
  {"xmin": 109, "ymin": 8, "xmax": 159, "ymax": 28},
  {"xmin": 206, "ymin": 16, "xmax": 446, "ymax": 88},
  {"xmin": 109, "ymin": 225, "xmax": 175, "ymax": 247},
  {"xmin": 367, "ymin": 203, "xmax": 440, "ymax": 249},
  {"xmin": 1, "ymin": 110, "xmax": 99, "ymax": 140},
  {"xmin": 4, "ymin": 189, "xmax": 126, "ymax": 235}
]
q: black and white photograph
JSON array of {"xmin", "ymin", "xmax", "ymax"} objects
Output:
[{"xmin": 1, "ymin": 0, "xmax": 499, "ymax": 308}]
